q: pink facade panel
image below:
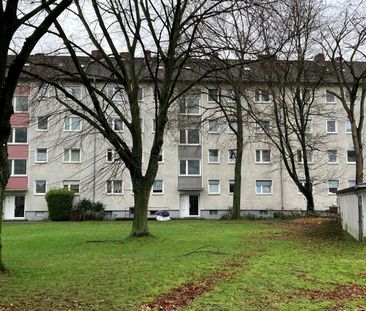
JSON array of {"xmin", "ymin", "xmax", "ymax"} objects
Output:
[
  {"xmin": 14, "ymin": 85, "xmax": 30, "ymax": 96},
  {"xmin": 10, "ymin": 113, "xmax": 29, "ymax": 126},
  {"xmin": 8, "ymin": 145, "xmax": 28, "ymax": 159},
  {"xmin": 6, "ymin": 176, "xmax": 28, "ymax": 190}
]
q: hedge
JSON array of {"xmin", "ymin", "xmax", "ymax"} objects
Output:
[{"xmin": 45, "ymin": 188, "xmax": 75, "ymax": 221}]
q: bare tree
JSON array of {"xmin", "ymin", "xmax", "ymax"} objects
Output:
[
  {"xmin": 321, "ymin": 1, "xmax": 366, "ymax": 184},
  {"xmin": 246, "ymin": 0, "xmax": 327, "ymax": 213},
  {"xmin": 0, "ymin": 0, "xmax": 72, "ymax": 271},
  {"xmin": 27, "ymin": 0, "xmax": 235, "ymax": 236}
]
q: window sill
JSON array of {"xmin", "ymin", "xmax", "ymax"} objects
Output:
[
  {"xmin": 255, "ymin": 193, "xmax": 273, "ymax": 196},
  {"xmin": 208, "ymin": 162, "xmax": 220, "ymax": 165},
  {"xmin": 63, "ymin": 162, "xmax": 81, "ymax": 164},
  {"xmin": 34, "ymin": 193, "xmax": 46, "ymax": 196},
  {"xmin": 255, "ymin": 162, "xmax": 271, "ymax": 165},
  {"xmin": 208, "ymin": 193, "xmax": 220, "ymax": 195},
  {"xmin": 106, "ymin": 193, "xmax": 123, "ymax": 196},
  {"xmin": 36, "ymin": 129, "xmax": 48, "ymax": 132},
  {"xmin": 35, "ymin": 161, "xmax": 48, "ymax": 164},
  {"xmin": 152, "ymin": 193, "xmax": 164, "ymax": 195}
]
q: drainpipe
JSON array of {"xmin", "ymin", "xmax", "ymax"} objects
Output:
[
  {"xmin": 92, "ymin": 76, "xmax": 97, "ymax": 202},
  {"xmin": 280, "ymin": 155, "xmax": 284, "ymax": 211}
]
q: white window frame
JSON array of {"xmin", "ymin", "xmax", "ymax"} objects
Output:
[
  {"xmin": 108, "ymin": 117, "xmax": 124, "ymax": 132},
  {"xmin": 348, "ymin": 180, "xmax": 356, "ymax": 187},
  {"xmin": 13, "ymin": 96, "xmax": 29, "ymax": 112},
  {"xmin": 208, "ymin": 88, "xmax": 219, "ymax": 103},
  {"xmin": 158, "ymin": 149, "xmax": 164, "ymax": 163},
  {"xmin": 8, "ymin": 128, "xmax": 28, "ymax": 144},
  {"xmin": 327, "ymin": 150, "xmax": 338, "ymax": 164},
  {"xmin": 37, "ymin": 84, "xmax": 51, "ymax": 99},
  {"xmin": 255, "ymin": 89, "xmax": 271, "ymax": 103},
  {"xmin": 228, "ymin": 121, "xmax": 238, "ymax": 133},
  {"xmin": 37, "ymin": 116, "xmax": 49, "ymax": 131},
  {"xmin": 107, "ymin": 87, "xmax": 124, "ymax": 101},
  {"xmin": 36, "ymin": 148, "xmax": 48, "ymax": 163},
  {"xmin": 152, "ymin": 180, "xmax": 164, "ymax": 194},
  {"xmin": 64, "ymin": 116, "xmax": 81, "ymax": 132},
  {"xmin": 106, "ymin": 180, "xmax": 123, "ymax": 195},
  {"xmin": 179, "ymin": 160, "xmax": 201, "ymax": 176},
  {"xmin": 305, "ymin": 119, "xmax": 313, "ymax": 133},
  {"xmin": 208, "ymin": 149, "xmax": 220, "ymax": 164},
  {"xmin": 228, "ymin": 149, "xmax": 237, "ymax": 164},
  {"xmin": 346, "ymin": 150, "xmax": 356, "ymax": 164},
  {"xmin": 326, "ymin": 120, "xmax": 337, "ymax": 134},
  {"xmin": 255, "ymin": 180, "xmax": 273, "ymax": 195},
  {"xmin": 255, "ymin": 149, "xmax": 271, "ymax": 164},
  {"xmin": 63, "ymin": 148, "xmax": 81, "ymax": 163},
  {"xmin": 179, "ymin": 129, "xmax": 200, "ymax": 145},
  {"xmin": 106, "ymin": 149, "xmax": 121, "ymax": 163},
  {"xmin": 255, "ymin": 120, "xmax": 270, "ymax": 133},
  {"xmin": 180, "ymin": 95, "xmax": 200, "ymax": 115},
  {"xmin": 328, "ymin": 180, "xmax": 339, "ymax": 194},
  {"xmin": 208, "ymin": 179, "xmax": 220, "ymax": 194},
  {"xmin": 345, "ymin": 120, "xmax": 352, "ymax": 134},
  {"xmin": 325, "ymin": 90, "xmax": 336, "ymax": 104},
  {"xmin": 35, "ymin": 180, "xmax": 47, "ymax": 195},
  {"xmin": 297, "ymin": 149, "xmax": 313, "ymax": 164},
  {"xmin": 9, "ymin": 159, "xmax": 27, "ymax": 176},
  {"xmin": 229, "ymin": 180, "xmax": 235, "ymax": 194},
  {"xmin": 63, "ymin": 180, "xmax": 80, "ymax": 194},
  {"xmin": 66, "ymin": 85, "xmax": 82, "ymax": 100},
  {"xmin": 152, "ymin": 119, "xmax": 156, "ymax": 133},
  {"xmin": 227, "ymin": 89, "xmax": 236, "ymax": 103},
  {"xmin": 208, "ymin": 119, "xmax": 220, "ymax": 133}
]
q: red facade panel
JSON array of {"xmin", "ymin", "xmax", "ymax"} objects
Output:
[
  {"xmin": 14, "ymin": 85, "xmax": 30, "ymax": 96},
  {"xmin": 8, "ymin": 145, "xmax": 29, "ymax": 159},
  {"xmin": 6, "ymin": 176, "xmax": 28, "ymax": 190},
  {"xmin": 10, "ymin": 113, "xmax": 29, "ymax": 126}
]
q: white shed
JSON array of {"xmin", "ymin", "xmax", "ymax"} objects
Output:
[{"xmin": 337, "ymin": 184, "xmax": 366, "ymax": 242}]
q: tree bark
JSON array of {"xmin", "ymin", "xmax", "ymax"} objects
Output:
[
  {"xmin": 130, "ymin": 180, "xmax": 151, "ymax": 237},
  {"xmin": 0, "ymin": 137, "xmax": 10, "ymax": 272}
]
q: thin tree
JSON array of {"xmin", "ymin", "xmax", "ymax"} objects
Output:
[
  {"xmin": 0, "ymin": 0, "xmax": 72, "ymax": 272},
  {"xmin": 27, "ymin": 0, "xmax": 235, "ymax": 236},
  {"xmin": 321, "ymin": 2, "xmax": 366, "ymax": 184}
]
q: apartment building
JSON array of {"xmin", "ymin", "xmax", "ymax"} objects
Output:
[{"xmin": 3, "ymin": 56, "xmax": 360, "ymax": 220}]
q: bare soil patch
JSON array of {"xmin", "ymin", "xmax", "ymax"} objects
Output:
[{"xmin": 305, "ymin": 282, "xmax": 366, "ymax": 301}]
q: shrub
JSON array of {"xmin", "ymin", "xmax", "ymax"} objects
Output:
[
  {"xmin": 71, "ymin": 199, "xmax": 105, "ymax": 221},
  {"xmin": 45, "ymin": 188, "xmax": 75, "ymax": 221}
]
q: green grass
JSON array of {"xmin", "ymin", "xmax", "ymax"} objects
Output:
[{"xmin": 0, "ymin": 219, "xmax": 366, "ymax": 310}]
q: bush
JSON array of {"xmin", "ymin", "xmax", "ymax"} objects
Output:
[
  {"xmin": 45, "ymin": 188, "xmax": 75, "ymax": 221},
  {"xmin": 71, "ymin": 199, "xmax": 105, "ymax": 221}
]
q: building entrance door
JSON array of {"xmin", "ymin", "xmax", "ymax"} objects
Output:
[
  {"xmin": 3, "ymin": 196, "xmax": 25, "ymax": 220},
  {"xmin": 179, "ymin": 194, "xmax": 199, "ymax": 217}
]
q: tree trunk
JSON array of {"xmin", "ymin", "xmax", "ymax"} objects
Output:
[
  {"xmin": 130, "ymin": 181, "xmax": 151, "ymax": 237},
  {"xmin": 305, "ymin": 188, "xmax": 315, "ymax": 213},
  {"xmin": 0, "ymin": 137, "xmax": 10, "ymax": 272},
  {"xmin": 353, "ymin": 133, "xmax": 364, "ymax": 184},
  {"xmin": 232, "ymin": 141, "xmax": 243, "ymax": 220}
]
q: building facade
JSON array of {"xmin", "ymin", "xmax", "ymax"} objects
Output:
[{"xmin": 3, "ymin": 57, "xmax": 361, "ymax": 220}]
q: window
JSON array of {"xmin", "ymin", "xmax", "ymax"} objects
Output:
[
  {"xmin": 138, "ymin": 87, "xmax": 143, "ymax": 101},
  {"xmin": 8, "ymin": 128, "xmax": 27, "ymax": 144},
  {"xmin": 302, "ymin": 89, "xmax": 312, "ymax": 103},
  {"xmin": 345, "ymin": 91, "xmax": 351, "ymax": 103},
  {"xmin": 305, "ymin": 119, "xmax": 312, "ymax": 133},
  {"xmin": 106, "ymin": 149, "xmax": 121, "ymax": 162},
  {"xmin": 228, "ymin": 149, "xmax": 236, "ymax": 163},
  {"xmin": 63, "ymin": 180, "xmax": 80, "ymax": 193},
  {"xmin": 208, "ymin": 149, "xmax": 220, "ymax": 163},
  {"xmin": 229, "ymin": 180, "xmax": 235, "ymax": 193},
  {"xmin": 297, "ymin": 180, "xmax": 313, "ymax": 194},
  {"xmin": 255, "ymin": 150, "xmax": 270, "ymax": 163},
  {"xmin": 326, "ymin": 120, "xmax": 337, "ymax": 133},
  {"xmin": 66, "ymin": 85, "xmax": 82, "ymax": 100},
  {"xmin": 255, "ymin": 120, "xmax": 269, "ymax": 133},
  {"xmin": 106, "ymin": 180, "xmax": 123, "ymax": 194},
  {"xmin": 348, "ymin": 180, "xmax": 356, "ymax": 187},
  {"xmin": 180, "ymin": 160, "xmax": 200, "ymax": 175},
  {"xmin": 64, "ymin": 148, "xmax": 81, "ymax": 163},
  {"xmin": 297, "ymin": 149, "xmax": 313, "ymax": 163},
  {"xmin": 13, "ymin": 96, "xmax": 28, "ymax": 112},
  {"xmin": 228, "ymin": 121, "xmax": 237, "ymax": 133},
  {"xmin": 180, "ymin": 94, "xmax": 200, "ymax": 114},
  {"xmin": 108, "ymin": 117, "xmax": 124, "ymax": 132},
  {"xmin": 347, "ymin": 150, "xmax": 356, "ymax": 163},
  {"xmin": 208, "ymin": 120, "xmax": 219, "ymax": 133},
  {"xmin": 209, "ymin": 210, "xmax": 218, "ymax": 215},
  {"xmin": 152, "ymin": 180, "xmax": 163, "ymax": 194},
  {"xmin": 152, "ymin": 119, "xmax": 156, "ymax": 133},
  {"xmin": 208, "ymin": 88, "xmax": 218, "ymax": 102},
  {"xmin": 227, "ymin": 89, "xmax": 235, "ymax": 103},
  {"xmin": 345, "ymin": 120, "xmax": 352, "ymax": 133},
  {"xmin": 107, "ymin": 87, "xmax": 124, "ymax": 101},
  {"xmin": 37, "ymin": 84, "xmax": 50, "ymax": 98},
  {"xmin": 256, "ymin": 180, "xmax": 272, "ymax": 194},
  {"xmin": 35, "ymin": 180, "xmax": 46, "ymax": 194},
  {"xmin": 36, "ymin": 148, "xmax": 47, "ymax": 163},
  {"xmin": 180, "ymin": 129, "xmax": 200, "ymax": 144},
  {"xmin": 327, "ymin": 150, "xmax": 337, "ymax": 163},
  {"xmin": 158, "ymin": 149, "xmax": 164, "ymax": 163},
  {"xmin": 208, "ymin": 180, "xmax": 220, "ymax": 194},
  {"xmin": 9, "ymin": 159, "xmax": 27, "ymax": 175},
  {"xmin": 328, "ymin": 180, "xmax": 339, "ymax": 194},
  {"xmin": 325, "ymin": 90, "xmax": 335, "ymax": 104},
  {"xmin": 37, "ymin": 116, "xmax": 48, "ymax": 130},
  {"xmin": 64, "ymin": 116, "xmax": 81, "ymax": 131},
  {"xmin": 255, "ymin": 89, "xmax": 271, "ymax": 103}
]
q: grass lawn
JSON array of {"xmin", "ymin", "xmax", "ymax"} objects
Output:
[{"xmin": 0, "ymin": 218, "xmax": 366, "ymax": 310}]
